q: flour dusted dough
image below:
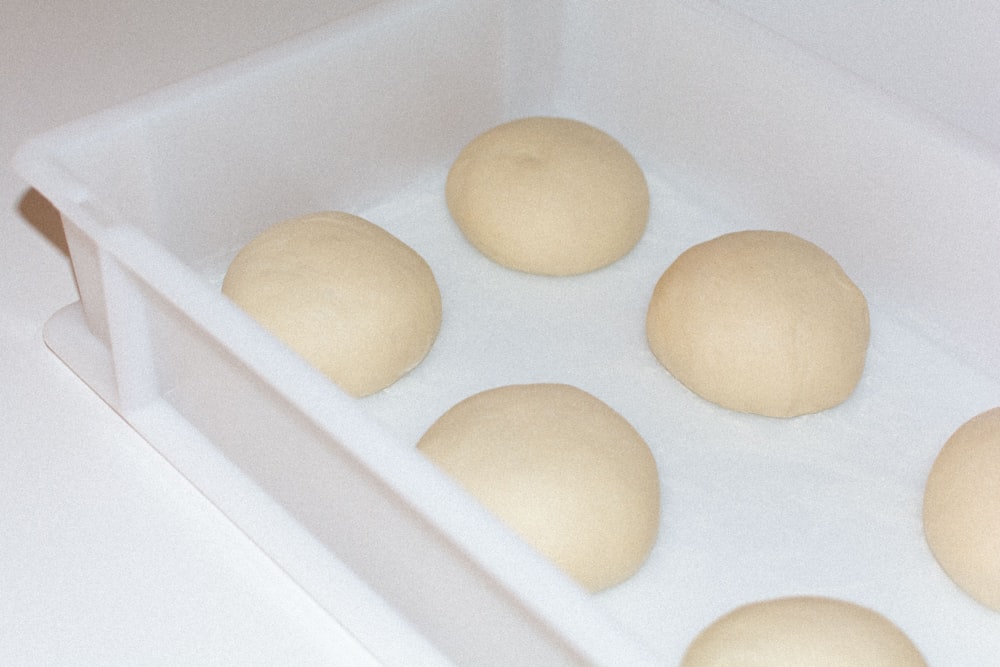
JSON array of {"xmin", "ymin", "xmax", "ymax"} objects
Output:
[
  {"xmin": 222, "ymin": 211, "xmax": 441, "ymax": 397},
  {"xmin": 646, "ymin": 230, "xmax": 869, "ymax": 417},
  {"xmin": 923, "ymin": 407, "xmax": 1000, "ymax": 611},
  {"xmin": 681, "ymin": 596, "xmax": 926, "ymax": 666},
  {"xmin": 417, "ymin": 383, "xmax": 660, "ymax": 592},
  {"xmin": 445, "ymin": 117, "xmax": 649, "ymax": 275}
]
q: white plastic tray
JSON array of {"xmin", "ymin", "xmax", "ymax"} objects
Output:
[{"xmin": 15, "ymin": 0, "xmax": 1000, "ymax": 663}]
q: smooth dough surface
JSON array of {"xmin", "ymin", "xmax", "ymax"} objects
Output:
[
  {"xmin": 923, "ymin": 406, "xmax": 1000, "ymax": 611},
  {"xmin": 445, "ymin": 116, "xmax": 649, "ymax": 275},
  {"xmin": 681, "ymin": 596, "xmax": 926, "ymax": 666},
  {"xmin": 646, "ymin": 230, "xmax": 869, "ymax": 417},
  {"xmin": 222, "ymin": 211, "xmax": 441, "ymax": 397},
  {"xmin": 417, "ymin": 383, "xmax": 660, "ymax": 592}
]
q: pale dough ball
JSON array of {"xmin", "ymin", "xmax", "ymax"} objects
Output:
[
  {"xmin": 681, "ymin": 596, "xmax": 926, "ymax": 666},
  {"xmin": 646, "ymin": 230, "xmax": 869, "ymax": 417},
  {"xmin": 445, "ymin": 116, "xmax": 649, "ymax": 275},
  {"xmin": 222, "ymin": 211, "xmax": 441, "ymax": 397},
  {"xmin": 923, "ymin": 407, "xmax": 1000, "ymax": 611},
  {"xmin": 417, "ymin": 383, "xmax": 660, "ymax": 592}
]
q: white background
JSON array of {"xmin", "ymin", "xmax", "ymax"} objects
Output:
[
  {"xmin": 716, "ymin": 0, "xmax": 1000, "ymax": 152},
  {"xmin": 2, "ymin": 1, "xmax": 997, "ymax": 664}
]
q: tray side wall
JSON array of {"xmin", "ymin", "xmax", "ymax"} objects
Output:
[{"xmin": 557, "ymin": 0, "xmax": 1000, "ymax": 381}]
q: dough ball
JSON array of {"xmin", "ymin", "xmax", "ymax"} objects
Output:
[
  {"xmin": 445, "ymin": 116, "xmax": 649, "ymax": 275},
  {"xmin": 222, "ymin": 211, "xmax": 441, "ymax": 397},
  {"xmin": 646, "ymin": 230, "xmax": 869, "ymax": 417},
  {"xmin": 923, "ymin": 407, "xmax": 1000, "ymax": 611},
  {"xmin": 417, "ymin": 383, "xmax": 660, "ymax": 592},
  {"xmin": 681, "ymin": 596, "xmax": 926, "ymax": 666}
]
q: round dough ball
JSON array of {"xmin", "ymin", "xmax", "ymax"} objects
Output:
[
  {"xmin": 417, "ymin": 383, "xmax": 660, "ymax": 592},
  {"xmin": 923, "ymin": 407, "xmax": 1000, "ymax": 611},
  {"xmin": 222, "ymin": 211, "xmax": 441, "ymax": 397},
  {"xmin": 445, "ymin": 116, "xmax": 649, "ymax": 275},
  {"xmin": 646, "ymin": 230, "xmax": 869, "ymax": 417},
  {"xmin": 681, "ymin": 596, "xmax": 926, "ymax": 666}
]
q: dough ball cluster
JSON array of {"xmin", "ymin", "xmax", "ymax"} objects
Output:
[
  {"xmin": 923, "ymin": 407, "xmax": 1000, "ymax": 611},
  {"xmin": 681, "ymin": 596, "xmax": 926, "ymax": 666},
  {"xmin": 417, "ymin": 383, "xmax": 660, "ymax": 592},
  {"xmin": 446, "ymin": 116, "xmax": 649, "ymax": 276},
  {"xmin": 220, "ymin": 116, "xmax": 891, "ymax": 614},
  {"xmin": 646, "ymin": 230, "xmax": 870, "ymax": 418},
  {"xmin": 222, "ymin": 211, "xmax": 441, "ymax": 397}
]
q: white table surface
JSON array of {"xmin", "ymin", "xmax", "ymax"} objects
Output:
[{"xmin": 1, "ymin": 2, "xmax": 382, "ymax": 664}]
